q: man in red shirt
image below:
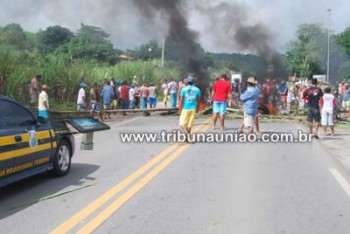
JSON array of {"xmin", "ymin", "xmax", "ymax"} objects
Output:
[{"xmin": 212, "ymin": 74, "xmax": 232, "ymax": 130}]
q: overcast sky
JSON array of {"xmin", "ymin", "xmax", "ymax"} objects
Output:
[{"xmin": 0, "ymin": 0, "xmax": 349, "ymax": 53}]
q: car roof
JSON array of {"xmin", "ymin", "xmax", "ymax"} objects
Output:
[
  {"xmin": 0, "ymin": 95, "xmax": 13, "ymax": 101},
  {"xmin": 0, "ymin": 95, "xmax": 24, "ymax": 106}
]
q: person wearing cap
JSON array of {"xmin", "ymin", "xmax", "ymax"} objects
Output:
[
  {"xmin": 38, "ymin": 84, "xmax": 50, "ymax": 119},
  {"xmin": 239, "ymin": 77, "xmax": 260, "ymax": 134},
  {"xmin": 302, "ymin": 77, "xmax": 323, "ymax": 139},
  {"xmin": 211, "ymin": 73, "xmax": 232, "ymax": 131},
  {"xmin": 179, "ymin": 76, "xmax": 201, "ymax": 135},
  {"xmin": 77, "ymin": 82, "xmax": 87, "ymax": 111}
]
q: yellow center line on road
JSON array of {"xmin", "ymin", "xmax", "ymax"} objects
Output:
[
  {"xmin": 50, "ymin": 118, "xmax": 210, "ymax": 234},
  {"xmin": 76, "ymin": 123, "xmax": 211, "ymax": 234}
]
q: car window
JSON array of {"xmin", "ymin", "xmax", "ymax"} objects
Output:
[{"xmin": 0, "ymin": 100, "xmax": 36, "ymax": 128}]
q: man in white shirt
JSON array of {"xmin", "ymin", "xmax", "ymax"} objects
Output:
[
  {"xmin": 129, "ymin": 85, "xmax": 135, "ymax": 109},
  {"xmin": 77, "ymin": 83, "xmax": 87, "ymax": 111},
  {"xmin": 162, "ymin": 79, "xmax": 169, "ymax": 108},
  {"xmin": 38, "ymin": 84, "xmax": 49, "ymax": 119}
]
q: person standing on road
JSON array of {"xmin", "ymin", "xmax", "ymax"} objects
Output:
[
  {"xmin": 77, "ymin": 82, "xmax": 87, "ymax": 111},
  {"xmin": 38, "ymin": 84, "xmax": 50, "ymax": 119},
  {"xmin": 140, "ymin": 83, "xmax": 149, "ymax": 110},
  {"xmin": 212, "ymin": 74, "xmax": 232, "ymax": 131},
  {"xmin": 129, "ymin": 84, "xmax": 135, "ymax": 109},
  {"xmin": 302, "ymin": 77, "xmax": 323, "ymax": 139},
  {"xmin": 162, "ymin": 79, "xmax": 169, "ymax": 108},
  {"xmin": 118, "ymin": 81, "xmax": 129, "ymax": 111},
  {"xmin": 110, "ymin": 79, "xmax": 118, "ymax": 111},
  {"xmin": 320, "ymin": 87, "xmax": 336, "ymax": 136},
  {"xmin": 239, "ymin": 77, "xmax": 260, "ymax": 134},
  {"xmin": 134, "ymin": 83, "xmax": 141, "ymax": 109},
  {"xmin": 168, "ymin": 78, "xmax": 177, "ymax": 108},
  {"xmin": 101, "ymin": 80, "xmax": 115, "ymax": 119},
  {"xmin": 179, "ymin": 76, "xmax": 201, "ymax": 135},
  {"xmin": 90, "ymin": 82, "xmax": 103, "ymax": 121},
  {"xmin": 148, "ymin": 83, "xmax": 157, "ymax": 109},
  {"xmin": 343, "ymin": 84, "xmax": 350, "ymax": 113},
  {"xmin": 29, "ymin": 75, "xmax": 41, "ymax": 105}
]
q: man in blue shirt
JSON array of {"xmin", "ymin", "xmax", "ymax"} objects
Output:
[
  {"xmin": 179, "ymin": 76, "xmax": 201, "ymax": 134},
  {"xmin": 240, "ymin": 77, "xmax": 260, "ymax": 134},
  {"xmin": 101, "ymin": 80, "xmax": 115, "ymax": 119}
]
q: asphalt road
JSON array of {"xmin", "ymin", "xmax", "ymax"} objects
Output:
[{"xmin": 1, "ymin": 115, "xmax": 350, "ymax": 234}]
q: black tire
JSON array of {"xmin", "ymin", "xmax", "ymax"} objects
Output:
[
  {"xmin": 258, "ymin": 104, "xmax": 270, "ymax": 115},
  {"xmin": 50, "ymin": 140, "xmax": 71, "ymax": 177}
]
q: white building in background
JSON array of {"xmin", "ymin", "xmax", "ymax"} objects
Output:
[{"xmin": 231, "ymin": 74, "xmax": 242, "ymax": 83}]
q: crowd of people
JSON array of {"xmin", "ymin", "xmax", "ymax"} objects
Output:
[
  {"xmin": 77, "ymin": 76, "xmax": 194, "ymax": 121},
  {"xmin": 5, "ymin": 72, "xmax": 349, "ymax": 139},
  {"xmin": 179, "ymin": 73, "xmax": 261, "ymax": 138}
]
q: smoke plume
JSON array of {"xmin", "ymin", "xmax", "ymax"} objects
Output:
[
  {"xmin": 194, "ymin": 1, "xmax": 287, "ymax": 80},
  {"xmin": 132, "ymin": 0, "xmax": 210, "ymax": 92}
]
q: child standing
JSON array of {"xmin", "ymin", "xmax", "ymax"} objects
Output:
[{"xmin": 320, "ymin": 87, "xmax": 336, "ymax": 136}]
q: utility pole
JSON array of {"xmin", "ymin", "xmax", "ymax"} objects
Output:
[
  {"xmin": 161, "ymin": 37, "xmax": 165, "ymax": 68},
  {"xmin": 327, "ymin": 8, "xmax": 331, "ymax": 84}
]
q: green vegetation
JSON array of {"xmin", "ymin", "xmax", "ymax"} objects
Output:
[
  {"xmin": 285, "ymin": 24, "xmax": 350, "ymax": 82},
  {"xmin": 0, "ymin": 24, "xmax": 180, "ymax": 104},
  {"xmin": 1, "ymin": 22, "xmax": 350, "ymax": 108}
]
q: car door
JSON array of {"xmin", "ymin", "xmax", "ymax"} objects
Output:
[
  {"xmin": 0, "ymin": 103, "xmax": 15, "ymax": 181},
  {"xmin": 0, "ymin": 99, "xmax": 54, "ymax": 178}
]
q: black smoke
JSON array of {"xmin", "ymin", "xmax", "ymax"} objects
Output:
[
  {"xmin": 195, "ymin": 1, "xmax": 287, "ymax": 80},
  {"xmin": 132, "ymin": 0, "xmax": 210, "ymax": 92}
]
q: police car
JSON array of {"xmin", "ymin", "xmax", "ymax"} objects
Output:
[{"xmin": 0, "ymin": 95, "xmax": 75, "ymax": 187}]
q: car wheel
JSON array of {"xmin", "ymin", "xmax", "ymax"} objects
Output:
[{"xmin": 51, "ymin": 140, "xmax": 71, "ymax": 176}]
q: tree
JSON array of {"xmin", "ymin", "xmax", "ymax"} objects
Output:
[
  {"xmin": 127, "ymin": 40, "xmax": 161, "ymax": 60},
  {"xmin": 285, "ymin": 24, "xmax": 327, "ymax": 77},
  {"xmin": 0, "ymin": 23, "xmax": 28, "ymax": 49},
  {"xmin": 37, "ymin": 25, "xmax": 74, "ymax": 54},
  {"xmin": 336, "ymin": 28, "xmax": 350, "ymax": 56},
  {"xmin": 58, "ymin": 24, "xmax": 118, "ymax": 65}
]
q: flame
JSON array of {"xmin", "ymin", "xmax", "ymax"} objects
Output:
[
  {"xmin": 198, "ymin": 100, "xmax": 206, "ymax": 111},
  {"xmin": 266, "ymin": 103, "xmax": 279, "ymax": 115}
]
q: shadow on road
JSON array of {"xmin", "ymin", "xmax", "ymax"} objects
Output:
[{"xmin": 0, "ymin": 163, "xmax": 99, "ymax": 220}]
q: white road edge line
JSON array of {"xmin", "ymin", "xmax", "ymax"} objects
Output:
[{"xmin": 329, "ymin": 168, "xmax": 350, "ymax": 197}]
